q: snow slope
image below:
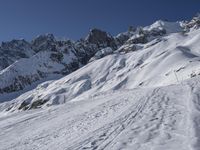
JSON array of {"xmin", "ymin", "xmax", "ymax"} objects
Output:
[
  {"xmin": 1, "ymin": 28, "xmax": 200, "ymax": 112},
  {"xmin": 1, "ymin": 77, "xmax": 200, "ymax": 150}
]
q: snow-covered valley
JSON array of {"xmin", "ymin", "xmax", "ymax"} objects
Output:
[{"xmin": 1, "ymin": 14, "xmax": 200, "ymax": 150}]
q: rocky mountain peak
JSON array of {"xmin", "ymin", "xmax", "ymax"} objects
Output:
[
  {"xmin": 85, "ymin": 28, "xmax": 117, "ymax": 49},
  {"xmin": 1, "ymin": 39, "xmax": 31, "ymax": 50},
  {"xmin": 33, "ymin": 33, "xmax": 55, "ymax": 42},
  {"xmin": 183, "ymin": 13, "xmax": 200, "ymax": 30},
  {"xmin": 31, "ymin": 33, "xmax": 57, "ymax": 52}
]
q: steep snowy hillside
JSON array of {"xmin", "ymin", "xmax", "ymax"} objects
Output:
[
  {"xmin": 2, "ymin": 25, "xmax": 200, "ymax": 112},
  {"xmin": 0, "ymin": 20, "xmax": 181, "ymax": 102},
  {"xmin": 0, "ymin": 15, "xmax": 200, "ymax": 150},
  {"xmin": 0, "ymin": 30, "xmax": 118, "ymax": 102}
]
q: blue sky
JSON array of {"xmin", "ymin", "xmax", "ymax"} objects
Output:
[{"xmin": 0, "ymin": 0, "xmax": 199, "ymax": 42}]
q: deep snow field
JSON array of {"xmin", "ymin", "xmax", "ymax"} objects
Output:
[{"xmin": 1, "ymin": 79, "xmax": 200, "ymax": 150}]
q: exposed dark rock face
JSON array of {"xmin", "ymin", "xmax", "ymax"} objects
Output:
[
  {"xmin": 0, "ymin": 39, "xmax": 34, "ymax": 70},
  {"xmin": 50, "ymin": 52, "xmax": 64, "ymax": 62},
  {"xmin": 18, "ymin": 99, "xmax": 49, "ymax": 110},
  {"xmin": 31, "ymin": 34, "xmax": 57, "ymax": 52},
  {"xmin": 18, "ymin": 101, "xmax": 30, "ymax": 110},
  {"xmin": 126, "ymin": 34, "xmax": 148, "ymax": 45},
  {"xmin": 1, "ymin": 39, "xmax": 32, "ymax": 54},
  {"xmin": 114, "ymin": 31, "xmax": 135, "ymax": 47},
  {"xmin": 184, "ymin": 13, "xmax": 200, "ymax": 30},
  {"xmin": 149, "ymin": 28, "xmax": 166, "ymax": 36},
  {"xmin": 118, "ymin": 44, "xmax": 138, "ymax": 53},
  {"xmin": 29, "ymin": 99, "xmax": 48, "ymax": 109},
  {"xmin": 74, "ymin": 41, "xmax": 98, "ymax": 65},
  {"xmin": 85, "ymin": 29, "xmax": 117, "ymax": 49},
  {"xmin": 61, "ymin": 61, "xmax": 80, "ymax": 75}
]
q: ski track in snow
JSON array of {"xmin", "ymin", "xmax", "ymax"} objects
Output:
[
  {"xmin": 67, "ymin": 87, "xmax": 191, "ymax": 150},
  {"xmin": 1, "ymin": 83, "xmax": 200, "ymax": 150}
]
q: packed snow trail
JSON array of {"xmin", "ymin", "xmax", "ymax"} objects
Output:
[
  {"xmin": 67, "ymin": 86, "xmax": 193, "ymax": 150},
  {"xmin": 1, "ymin": 81, "xmax": 200, "ymax": 150}
]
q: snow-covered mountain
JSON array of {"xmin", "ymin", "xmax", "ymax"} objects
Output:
[
  {"xmin": 0, "ymin": 30, "xmax": 118, "ymax": 101},
  {"xmin": 0, "ymin": 14, "xmax": 200, "ymax": 150}
]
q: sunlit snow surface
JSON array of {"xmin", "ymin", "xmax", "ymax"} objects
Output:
[
  {"xmin": 1, "ymin": 22, "xmax": 200, "ymax": 150},
  {"xmin": 1, "ymin": 80, "xmax": 200, "ymax": 150}
]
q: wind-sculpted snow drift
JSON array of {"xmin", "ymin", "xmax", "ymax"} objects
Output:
[{"xmin": 0, "ymin": 14, "xmax": 200, "ymax": 150}]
